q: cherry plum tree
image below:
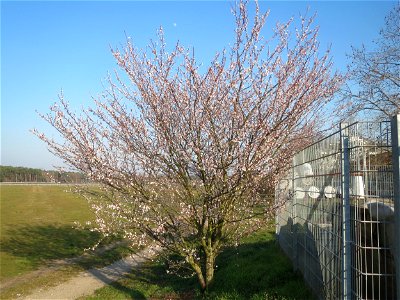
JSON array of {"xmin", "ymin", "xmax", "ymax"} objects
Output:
[{"xmin": 34, "ymin": 1, "xmax": 342, "ymax": 291}]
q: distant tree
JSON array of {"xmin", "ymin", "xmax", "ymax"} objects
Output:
[
  {"xmin": 34, "ymin": 1, "xmax": 342, "ymax": 291},
  {"xmin": 341, "ymin": 4, "xmax": 399, "ymax": 120},
  {"xmin": 0, "ymin": 166, "xmax": 86, "ymax": 183},
  {"xmin": 0, "ymin": 166, "xmax": 45, "ymax": 182}
]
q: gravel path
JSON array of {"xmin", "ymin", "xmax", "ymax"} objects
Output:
[{"xmin": 21, "ymin": 247, "xmax": 159, "ymax": 300}]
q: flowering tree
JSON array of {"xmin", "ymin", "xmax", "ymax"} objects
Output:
[{"xmin": 34, "ymin": 1, "xmax": 342, "ymax": 291}]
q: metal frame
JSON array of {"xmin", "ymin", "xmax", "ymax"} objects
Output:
[
  {"xmin": 391, "ymin": 115, "xmax": 400, "ymax": 299},
  {"xmin": 341, "ymin": 123, "xmax": 351, "ymax": 299},
  {"xmin": 275, "ymin": 116, "xmax": 399, "ymax": 300}
]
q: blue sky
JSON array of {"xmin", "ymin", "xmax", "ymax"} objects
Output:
[{"xmin": 1, "ymin": 1, "xmax": 397, "ymax": 170}]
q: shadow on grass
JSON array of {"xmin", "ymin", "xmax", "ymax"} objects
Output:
[
  {"xmin": 87, "ymin": 230, "xmax": 313, "ymax": 300},
  {"xmin": 208, "ymin": 230, "xmax": 314, "ymax": 299},
  {"xmin": 2, "ymin": 225, "xmax": 313, "ymax": 299},
  {"xmin": 1, "ymin": 224, "xmax": 103, "ymax": 268},
  {"xmin": 90, "ymin": 256, "xmax": 198, "ymax": 299}
]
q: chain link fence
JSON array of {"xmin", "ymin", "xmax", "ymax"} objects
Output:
[{"xmin": 275, "ymin": 115, "xmax": 399, "ymax": 299}]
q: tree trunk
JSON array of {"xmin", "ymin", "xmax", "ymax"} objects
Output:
[
  {"xmin": 187, "ymin": 255, "xmax": 207, "ymax": 291},
  {"xmin": 205, "ymin": 251, "xmax": 215, "ymax": 288},
  {"xmin": 197, "ymin": 272, "xmax": 207, "ymax": 291},
  {"xmin": 188, "ymin": 250, "xmax": 216, "ymax": 292}
]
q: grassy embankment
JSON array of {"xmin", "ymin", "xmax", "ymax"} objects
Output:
[
  {"xmin": 82, "ymin": 229, "xmax": 314, "ymax": 300},
  {"xmin": 1, "ymin": 185, "xmax": 313, "ymax": 299},
  {"xmin": 0, "ymin": 184, "xmax": 130, "ymax": 299}
]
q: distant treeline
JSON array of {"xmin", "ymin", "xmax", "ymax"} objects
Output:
[{"xmin": 0, "ymin": 166, "xmax": 88, "ymax": 183}]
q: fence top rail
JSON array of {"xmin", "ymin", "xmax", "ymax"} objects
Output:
[{"xmin": 293, "ymin": 120, "xmax": 392, "ymax": 158}]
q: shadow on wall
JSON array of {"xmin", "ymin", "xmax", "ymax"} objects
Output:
[{"xmin": 278, "ymin": 218, "xmax": 326, "ymax": 298}]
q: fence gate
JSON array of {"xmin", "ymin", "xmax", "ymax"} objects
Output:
[{"xmin": 275, "ymin": 115, "xmax": 399, "ymax": 300}]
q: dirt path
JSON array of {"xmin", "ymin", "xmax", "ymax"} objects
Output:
[{"xmin": 20, "ymin": 247, "xmax": 159, "ymax": 300}]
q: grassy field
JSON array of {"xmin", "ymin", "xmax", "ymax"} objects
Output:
[
  {"xmin": 1, "ymin": 185, "xmax": 313, "ymax": 299},
  {"xmin": 0, "ymin": 184, "xmax": 130, "ymax": 299},
  {"xmin": 82, "ymin": 229, "xmax": 314, "ymax": 300},
  {"xmin": 0, "ymin": 184, "xmax": 97, "ymax": 279}
]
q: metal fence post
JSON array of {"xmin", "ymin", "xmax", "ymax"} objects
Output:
[
  {"xmin": 292, "ymin": 156, "xmax": 298, "ymax": 270},
  {"xmin": 340, "ymin": 123, "xmax": 352, "ymax": 300},
  {"xmin": 391, "ymin": 114, "xmax": 400, "ymax": 299}
]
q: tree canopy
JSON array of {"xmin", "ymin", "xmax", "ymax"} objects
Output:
[
  {"xmin": 34, "ymin": 1, "xmax": 343, "ymax": 291},
  {"xmin": 342, "ymin": 4, "xmax": 399, "ymax": 120}
]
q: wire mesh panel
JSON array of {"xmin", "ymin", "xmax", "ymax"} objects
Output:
[
  {"xmin": 346, "ymin": 121, "xmax": 396, "ymax": 300},
  {"xmin": 275, "ymin": 118, "xmax": 399, "ymax": 300}
]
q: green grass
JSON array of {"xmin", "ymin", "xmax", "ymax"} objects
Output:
[
  {"xmin": 0, "ymin": 184, "xmax": 97, "ymax": 279},
  {"xmin": 0, "ymin": 184, "xmax": 131, "ymax": 299},
  {"xmin": 82, "ymin": 229, "xmax": 314, "ymax": 300},
  {"xmin": 1, "ymin": 185, "xmax": 313, "ymax": 299}
]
